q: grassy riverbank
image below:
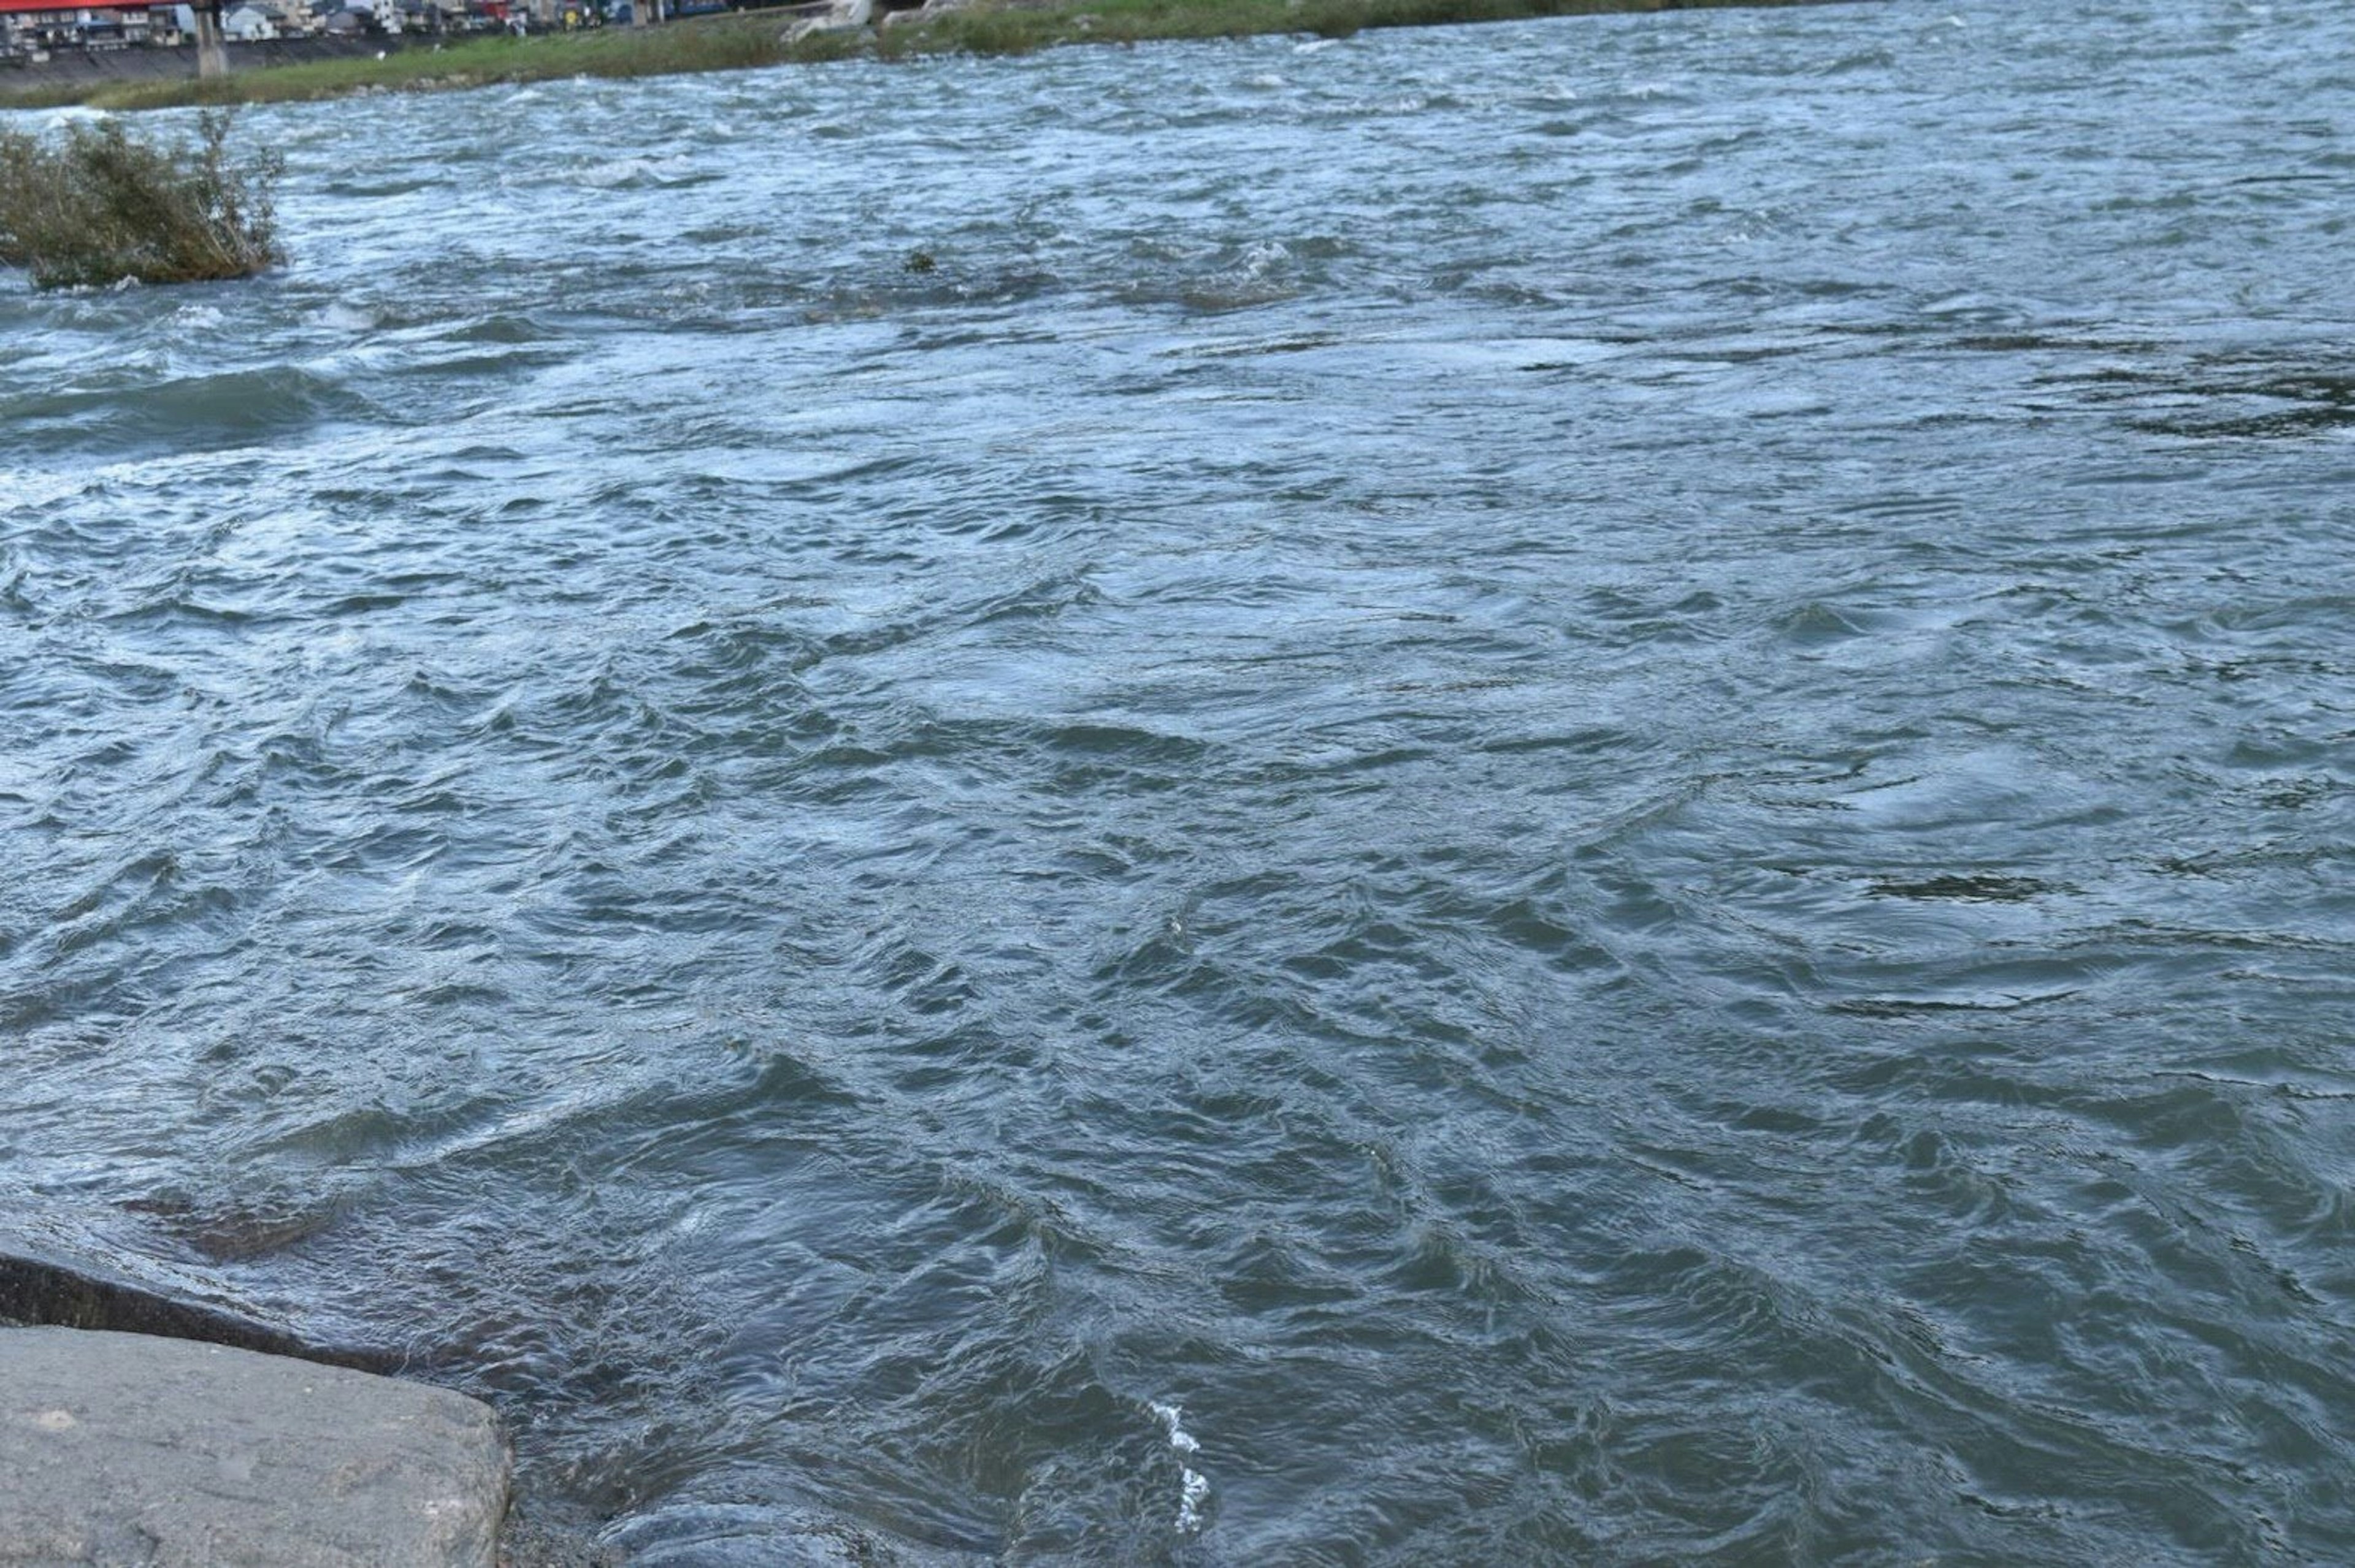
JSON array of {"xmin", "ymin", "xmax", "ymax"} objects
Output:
[{"xmin": 1, "ymin": 0, "xmax": 1847, "ymax": 111}]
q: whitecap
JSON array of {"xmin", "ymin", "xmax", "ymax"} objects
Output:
[
  {"xmin": 1237, "ymin": 240, "xmax": 1292, "ymax": 277},
  {"xmin": 574, "ymin": 155, "xmax": 702, "ymax": 189},
  {"xmin": 1149, "ymin": 1401, "xmax": 1208, "ymax": 1534}
]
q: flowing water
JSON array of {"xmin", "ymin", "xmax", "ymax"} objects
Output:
[{"xmin": 6, "ymin": 0, "xmax": 2355, "ymax": 1559}]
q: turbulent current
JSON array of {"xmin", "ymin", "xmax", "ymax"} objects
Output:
[{"xmin": 5, "ymin": 0, "xmax": 2354, "ymax": 1560}]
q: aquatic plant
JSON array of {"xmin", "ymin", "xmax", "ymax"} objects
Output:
[{"xmin": 0, "ymin": 110, "xmax": 283, "ymax": 289}]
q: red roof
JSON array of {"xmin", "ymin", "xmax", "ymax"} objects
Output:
[{"xmin": 0, "ymin": 0, "xmax": 174, "ymax": 12}]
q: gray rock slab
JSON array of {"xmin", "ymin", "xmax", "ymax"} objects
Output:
[{"xmin": 0, "ymin": 1327, "xmax": 508, "ymax": 1568}]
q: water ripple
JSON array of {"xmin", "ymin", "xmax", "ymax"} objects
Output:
[{"xmin": 6, "ymin": 0, "xmax": 2355, "ymax": 1562}]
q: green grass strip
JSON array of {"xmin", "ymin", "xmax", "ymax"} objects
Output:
[{"xmin": 0, "ymin": 0, "xmax": 1859, "ymax": 112}]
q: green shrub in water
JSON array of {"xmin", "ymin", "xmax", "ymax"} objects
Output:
[{"xmin": 0, "ymin": 109, "xmax": 283, "ymax": 289}]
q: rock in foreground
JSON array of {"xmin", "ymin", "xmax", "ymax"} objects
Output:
[{"xmin": 0, "ymin": 1328, "xmax": 507, "ymax": 1567}]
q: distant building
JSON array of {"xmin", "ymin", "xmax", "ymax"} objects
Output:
[
  {"xmin": 395, "ymin": 0, "xmax": 467, "ymax": 29},
  {"xmin": 321, "ymin": 0, "xmax": 397, "ymax": 30},
  {"xmin": 0, "ymin": 0, "xmax": 174, "ymax": 52},
  {"xmin": 262, "ymin": 0, "xmax": 323, "ymax": 32}
]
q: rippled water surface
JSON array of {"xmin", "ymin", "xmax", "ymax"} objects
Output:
[{"xmin": 6, "ymin": 0, "xmax": 2355, "ymax": 1559}]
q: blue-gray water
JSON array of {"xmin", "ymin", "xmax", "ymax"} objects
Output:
[{"xmin": 6, "ymin": 0, "xmax": 2354, "ymax": 1560}]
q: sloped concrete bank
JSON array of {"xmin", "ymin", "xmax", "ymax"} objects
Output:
[
  {"xmin": 1, "ymin": 34, "xmax": 434, "ymax": 90},
  {"xmin": 0, "ymin": 1328, "xmax": 509, "ymax": 1567}
]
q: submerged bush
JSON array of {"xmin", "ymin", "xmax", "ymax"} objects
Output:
[{"xmin": 0, "ymin": 110, "xmax": 282, "ymax": 290}]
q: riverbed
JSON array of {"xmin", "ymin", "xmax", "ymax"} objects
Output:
[{"xmin": 4, "ymin": 1, "xmax": 2353, "ymax": 1560}]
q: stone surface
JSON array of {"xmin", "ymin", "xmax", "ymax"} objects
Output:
[{"xmin": 0, "ymin": 1328, "xmax": 508, "ymax": 1567}]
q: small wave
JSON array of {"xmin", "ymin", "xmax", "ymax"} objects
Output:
[
  {"xmin": 0, "ymin": 364, "xmax": 372, "ymax": 457},
  {"xmin": 1816, "ymin": 47, "xmax": 1897, "ymax": 75},
  {"xmin": 318, "ymin": 175, "xmax": 445, "ymax": 197},
  {"xmin": 569, "ymin": 155, "xmax": 711, "ymax": 190},
  {"xmin": 316, "ymin": 300, "xmax": 379, "ymax": 331}
]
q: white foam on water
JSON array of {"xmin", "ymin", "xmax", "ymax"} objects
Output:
[
  {"xmin": 575, "ymin": 156, "xmax": 699, "ymax": 189},
  {"xmin": 1237, "ymin": 240, "xmax": 1291, "ymax": 277},
  {"xmin": 0, "ymin": 470, "xmax": 83, "ymax": 512},
  {"xmin": 1148, "ymin": 1401, "xmax": 1208, "ymax": 1534},
  {"xmin": 1179, "ymin": 1467, "xmax": 1211, "ymax": 1531}
]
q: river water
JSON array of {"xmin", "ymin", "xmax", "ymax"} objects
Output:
[{"xmin": 5, "ymin": 0, "xmax": 2354, "ymax": 1560}]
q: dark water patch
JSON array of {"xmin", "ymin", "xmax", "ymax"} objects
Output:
[
  {"xmin": 0, "ymin": 363, "xmax": 375, "ymax": 456},
  {"xmin": 1867, "ymin": 873, "xmax": 2064, "ymax": 903},
  {"xmin": 0, "ymin": 1215, "xmax": 396, "ymax": 1372},
  {"xmin": 2039, "ymin": 349, "xmax": 2355, "ymax": 439}
]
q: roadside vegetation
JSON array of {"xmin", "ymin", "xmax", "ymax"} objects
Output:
[
  {"xmin": 0, "ymin": 0, "xmax": 1835, "ymax": 112},
  {"xmin": 0, "ymin": 109, "xmax": 281, "ymax": 286}
]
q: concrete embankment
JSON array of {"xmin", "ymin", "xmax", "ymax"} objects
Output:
[{"xmin": 1, "ymin": 34, "xmax": 434, "ymax": 90}]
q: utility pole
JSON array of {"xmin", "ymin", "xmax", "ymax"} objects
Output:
[{"xmin": 194, "ymin": 0, "xmax": 227, "ymax": 78}]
